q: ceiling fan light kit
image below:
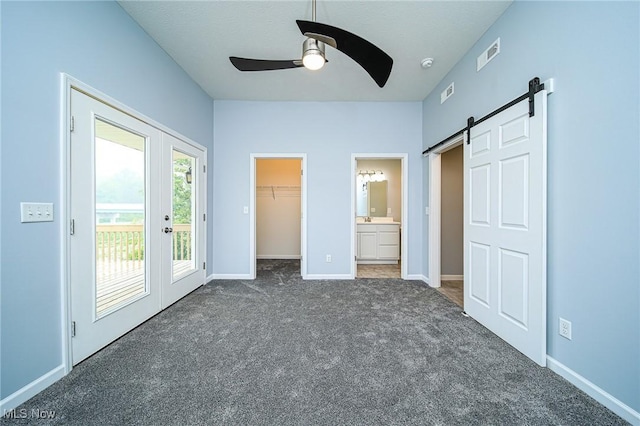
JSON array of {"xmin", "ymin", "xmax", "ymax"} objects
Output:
[
  {"xmin": 302, "ymin": 38, "xmax": 326, "ymax": 71},
  {"xmin": 229, "ymin": 0, "xmax": 393, "ymax": 87}
]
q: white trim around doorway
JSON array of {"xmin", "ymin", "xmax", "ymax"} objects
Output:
[
  {"xmin": 249, "ymin": 153, "xmax": 308, "ymax": 280},
  {"xmin": 426, "ymin": 134, "xmax": 464, "ymax": 289},
  {"xmin": 350, "ymin": 153, "xmax": 409, "ymax": 280}
]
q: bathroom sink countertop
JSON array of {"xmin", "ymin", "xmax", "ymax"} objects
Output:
[{"xmin": 356, "ymin": 218, "xmax": 401, "ymax": 225}]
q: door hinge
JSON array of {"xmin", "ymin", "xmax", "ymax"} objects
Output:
[
  {"xmin": 301, "ymin": 169, "xmax": 303, "ymax": 176},
  {"xmin": 203, "ymin": 262, "xmax": 206, "ymax": 269},
  {"xmin": 71, "ymin": 321, "xmax": 76, "ymax": 337},
  {"xmin": 203, "ymin": 165, "xmax": 206, "ymax": 173},
  {"xmin": 70, "ymin": 116, "xmax": 75, "ymax": 132},
  {"xmin": 70, "ymin": 219, "xmax": 75, "ymax": 235},
  {"xmin": 203, "ymin": 213, "xmax": 206, "ymax": 221}
]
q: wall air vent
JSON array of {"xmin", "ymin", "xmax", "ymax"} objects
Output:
[
  {"xmin": 477, "ymin": 38, "xmax": 500, "ymax": 71},
  {"xmin": 440, "ymin": 82, "xmax": 454, "ymax": 104}
]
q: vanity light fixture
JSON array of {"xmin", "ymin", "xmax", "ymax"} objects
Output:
[
  {"xmin": 373, "ymin": 170, "xmax": 385, "ymax": 181},
  {"xmin": 357, "ymin": 170, "xmax": 386, "ymax": 182}
]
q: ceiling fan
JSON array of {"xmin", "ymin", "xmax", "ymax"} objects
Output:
[{"xmin": 229, "ymin": 0, "xmax": 393, "ymax": 88}]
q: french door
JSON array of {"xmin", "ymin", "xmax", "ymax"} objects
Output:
[
  {"xmin": 70, "ymin": 89, "xmax": 205, "ymax": 365},
  {"xmin": 464, "ymin": 90, "xmax": 547, "ymax": 366},
  {"xmin": 160, "ymin": 133, "xmax": 206, "ymax": 308}
]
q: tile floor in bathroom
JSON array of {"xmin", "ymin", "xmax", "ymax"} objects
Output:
[
  {"xmin": 356, "ymin": 263, "xmax": 401, "ymax": 279},
  {"xmin": 356, "ymin": 263, "xmax": 463, "ymax": 308}
]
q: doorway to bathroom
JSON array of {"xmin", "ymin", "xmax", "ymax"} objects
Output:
[{"xmin": 351, "ymin": 154, "xmax": 408, "ymax": 279}]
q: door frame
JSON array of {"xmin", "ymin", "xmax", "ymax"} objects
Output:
[
  {"xmin": 426, "ymin": 134, "xmax": 465, "ymax": 289},
  {"xmin": 61, "ymin": 74, "xmax": 207, "ymax": 374},
  {"xmin": 249, "ymin": 153, "xmax": 308, "ymax": 279},
  {"xmin": 350, "ymin": 153, "xmax": 409, "ymax": 279}
]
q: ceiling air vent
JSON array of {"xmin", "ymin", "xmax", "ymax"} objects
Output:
[
  {"xmin": 477, "ymin": 38, "xmax": 500, "ymax": 71},
  {"xmin": 440, "ymin": 82, "xmax": 454, "ymax": 104}
]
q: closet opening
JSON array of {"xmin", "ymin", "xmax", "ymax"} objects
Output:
[
  {"xmin": 437, "ymin": 145, "xmax": 463, "ymax": 307},
  {"xmin": 427, "ymin": 136, "xmax": 464, "ymax": 308},
  {"xmin": 250, "ymin": 154, "xmax": 307, "ymax": 279}
]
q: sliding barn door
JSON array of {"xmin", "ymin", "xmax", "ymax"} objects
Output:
[{"xmin": 464, "ymin": 90, "xmax": 547, "ymax": 366}]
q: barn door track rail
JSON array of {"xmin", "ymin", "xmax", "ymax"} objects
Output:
[{"xmin": 422, "ymin": 77, "xmax": 545, "ymax": 155}]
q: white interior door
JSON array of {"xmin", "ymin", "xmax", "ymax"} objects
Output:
[
  {"xmin": 160, "ymin": 133, "xmax": 206, "ymax": 308},
  {"xmin": 464, "ymin": 90, "xmax": 547, "ymax": 366},
  {"xmin": 70, "ymin": 89, "xmax": 162, "ymax": 364}
]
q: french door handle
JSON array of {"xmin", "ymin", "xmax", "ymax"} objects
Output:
[{"xmin": 163, "ymin": 227, "xmax": 173, "ymax": 233}]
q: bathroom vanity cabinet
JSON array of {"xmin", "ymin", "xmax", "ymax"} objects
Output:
[{"xmin": 356, "ymin": 223, "xmax": 400, "ymax": 264}]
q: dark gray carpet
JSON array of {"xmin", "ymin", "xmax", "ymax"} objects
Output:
[{"xmin": 3, "ymin": 260, "xmax": 627, "ymax": 425}]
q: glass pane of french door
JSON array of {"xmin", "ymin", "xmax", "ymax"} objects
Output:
[
  {"xmin": 94, "ymin": 118, "xmax": 147, "ymax": 317},
  {"xmin": 172, "ymin": 149, "xmax": 196, "ymax": 279}
]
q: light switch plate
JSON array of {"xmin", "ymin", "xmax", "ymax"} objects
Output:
[{"xmin": 21, "ymin": 202, "xmax": 54, "ymax": 223}]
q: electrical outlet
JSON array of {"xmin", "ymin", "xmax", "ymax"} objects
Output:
[
  {"xmin": 559, "ymin": 318, "xmax": 572, "ymax": 340},
  {"xmin": 325, "ymin": 254, "xmax": 332, "ymax": 263}
]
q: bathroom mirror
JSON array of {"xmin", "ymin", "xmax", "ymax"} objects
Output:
[{"xmin": 357, "ymin": 180, "xmax": 387, "ymax": 217}]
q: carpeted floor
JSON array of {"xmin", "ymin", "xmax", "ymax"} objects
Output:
[{"xmin": 3, "ymin": 260, "xmax": 627, "ymax": 425}]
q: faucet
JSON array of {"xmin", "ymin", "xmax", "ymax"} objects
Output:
[{"xmin": 365, "ymin": 216, "xmax": 371, "ymax": 222}]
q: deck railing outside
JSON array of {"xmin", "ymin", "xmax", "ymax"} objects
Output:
[
  {"xmin": 96, "ymin": 223, "xmax": 192, "ymax": 264},
  {"xmin": 95, "ymin": 223, "xmax": 193, "ymax": 315}
]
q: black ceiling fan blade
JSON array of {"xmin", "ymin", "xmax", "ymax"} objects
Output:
[
  {"xmin": 296, "ymin": 20, "xmax": 393, "ymax": 88},
  {"xmin": 230, "ymin": 57, "xmax": 303, "ymax": 71}
]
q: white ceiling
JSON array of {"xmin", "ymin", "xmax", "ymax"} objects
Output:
[{"xmin": 118, "ymin": 1, "xmax": 512, "ymax": 102}]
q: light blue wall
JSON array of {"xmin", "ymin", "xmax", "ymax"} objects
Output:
[
  {"xmin": 213, "ymin": 101, "xmax": 422, "ymax": 276},
  {"xmin": 422, "ymin": 1, "xmax": 639, "ymax": 412},
  {"xmin": 0, "ymin": 1, "xmax": 213, "ymax": 399}
]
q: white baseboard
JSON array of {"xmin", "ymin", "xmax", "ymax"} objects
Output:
[
  {"xmin": 441, "ymin": 274, "xmax": 463, "ymax": 281},
  {"xmin": 256, "ymin": 255, "xmax": 301, "ymax": 260},
  {"xmin": 206, "ymin": 273, "xmax": 215, "ymax": 283},
  {"xmin": 547, "ymin": 356, "xmax": 640, "ymax": 425},
  {"xmin": 424, "ymin": 276, "xmax": 441, "ymax": 288},
  {"xmin": 304, "ymin": 274, "xmax": 352, "ymax": 280},
  {"xmin": 209, "ymin": 274, "xmax": 252, "ymax": 280},
  {"xmin": 0, "ymin": 364, "xmax": 65, "ymax": 413},
  {"xmin": 406, "ymin": 274, "xmax": 427, "ymax": 282}
]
